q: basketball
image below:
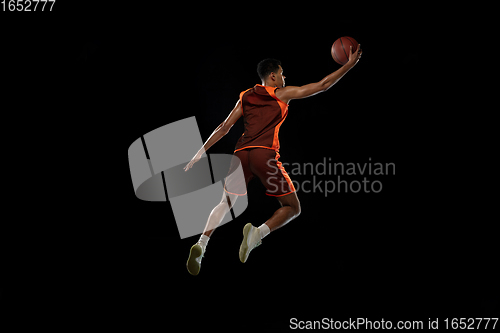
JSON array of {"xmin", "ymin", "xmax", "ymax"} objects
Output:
[{"xmin": 331, "ymin": 37, "xmax": 358, "ymax": 65}]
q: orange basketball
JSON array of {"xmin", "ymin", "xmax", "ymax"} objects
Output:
[{"xmin": 331, "ymin": 37, "xmax": 358, "ymax": 65}]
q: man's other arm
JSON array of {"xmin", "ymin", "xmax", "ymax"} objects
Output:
[{"xmin": 184, "ymin": 100, "xmax": 242, "ymax": 171}]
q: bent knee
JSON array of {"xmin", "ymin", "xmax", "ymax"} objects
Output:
[
  {"xmin": 295, "ymin": 206, "xmax": 301, "ymax": 217},
  {"xmin": 293, "ymin": 204, "xmax": 301, "ymax": 218}
]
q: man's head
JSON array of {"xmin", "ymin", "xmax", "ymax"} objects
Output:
[{"xmin": 257, "ymin": 58, "xmax": 286, "ymax": 88}]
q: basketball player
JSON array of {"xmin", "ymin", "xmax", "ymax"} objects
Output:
[{"xmin": 184, "ymin": 45, "xmax": 362, "ymax": 275}]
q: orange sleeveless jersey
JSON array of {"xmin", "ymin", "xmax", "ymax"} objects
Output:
[{"xmin": 234, "ymin": 84, "xmax": 289, "ymax": 153}]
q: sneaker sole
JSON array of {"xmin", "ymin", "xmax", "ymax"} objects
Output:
[
  {"xmin": 186, "ymin": 244, "xmax": 202, "ymax": 275},
  {"xmin": 239, "ymin": 223, "xmax": 253, "ymax": 263}
]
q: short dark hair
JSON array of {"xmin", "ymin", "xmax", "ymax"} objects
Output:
[{"xmin": 257, "ymin": 58, "xmax": 281, "ymax": 81}]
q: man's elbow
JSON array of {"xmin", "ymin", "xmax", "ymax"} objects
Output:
[
  {"xmin": 307, "ymin": 83, "xmax": 328, "ymax": 97},
  {"xmin": 318, "ymin": 81, "xmax": 333, "ymax": 93},
  {"xmin": 308, "ymin": 82, "xmax": 328, "ymax": 96},
  {"xmin": 219, "ymin": 122, "xmax": 231, "ymax": 135}
]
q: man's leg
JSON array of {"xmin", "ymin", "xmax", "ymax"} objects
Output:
[
  {"xmin": 187, "ymin": 190, "xmax": 238, "ymax": 275},
  {"xmin": 187, "ymin": 150, "xmax": 249, "ymax": 275},
  {"xmin": 239, "ymin": 149, "xmax": 301, "ymax": 263},
  {"xmin": 239, "ymin": 192, "xmax": 300, "ymax": 263},
  {"xmin": 202, "ymin": 191, "xmax": 238, "ymax": 237}
]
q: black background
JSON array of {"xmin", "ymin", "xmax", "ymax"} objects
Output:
[{"xmin": 2, "ymin": 2, "xmax": 497, "ymax": 331}]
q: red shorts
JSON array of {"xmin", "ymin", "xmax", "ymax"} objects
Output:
[{"xmin": 224, "ymin": 148, "xmax": 296, "ymax": 197}]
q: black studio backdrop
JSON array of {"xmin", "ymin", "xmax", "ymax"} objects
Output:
[{"xmin": 3, "ymin": 4, "xmax": 497, "ymax": 331}]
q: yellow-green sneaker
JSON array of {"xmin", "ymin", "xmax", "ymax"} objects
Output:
[
  {"xmin": 186, "ymin": 243, "xmax": 204, "ymax": 275},
  {"xmin": 239, "ymin": 223, "xmax": 262, "ymax": 263}
]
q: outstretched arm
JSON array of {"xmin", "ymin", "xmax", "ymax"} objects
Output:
[
  {"xmin": 276, "ymin": 44, "xmax": 362, "ymax": 103},
  {"xmin": 184, "ymin": 100, "xmax": 243, "ymax": 171}
]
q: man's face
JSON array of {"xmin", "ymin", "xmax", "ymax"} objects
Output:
[{"xmin": 275, "ymin": 65, "xmax": 286, "ymax": 88}]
